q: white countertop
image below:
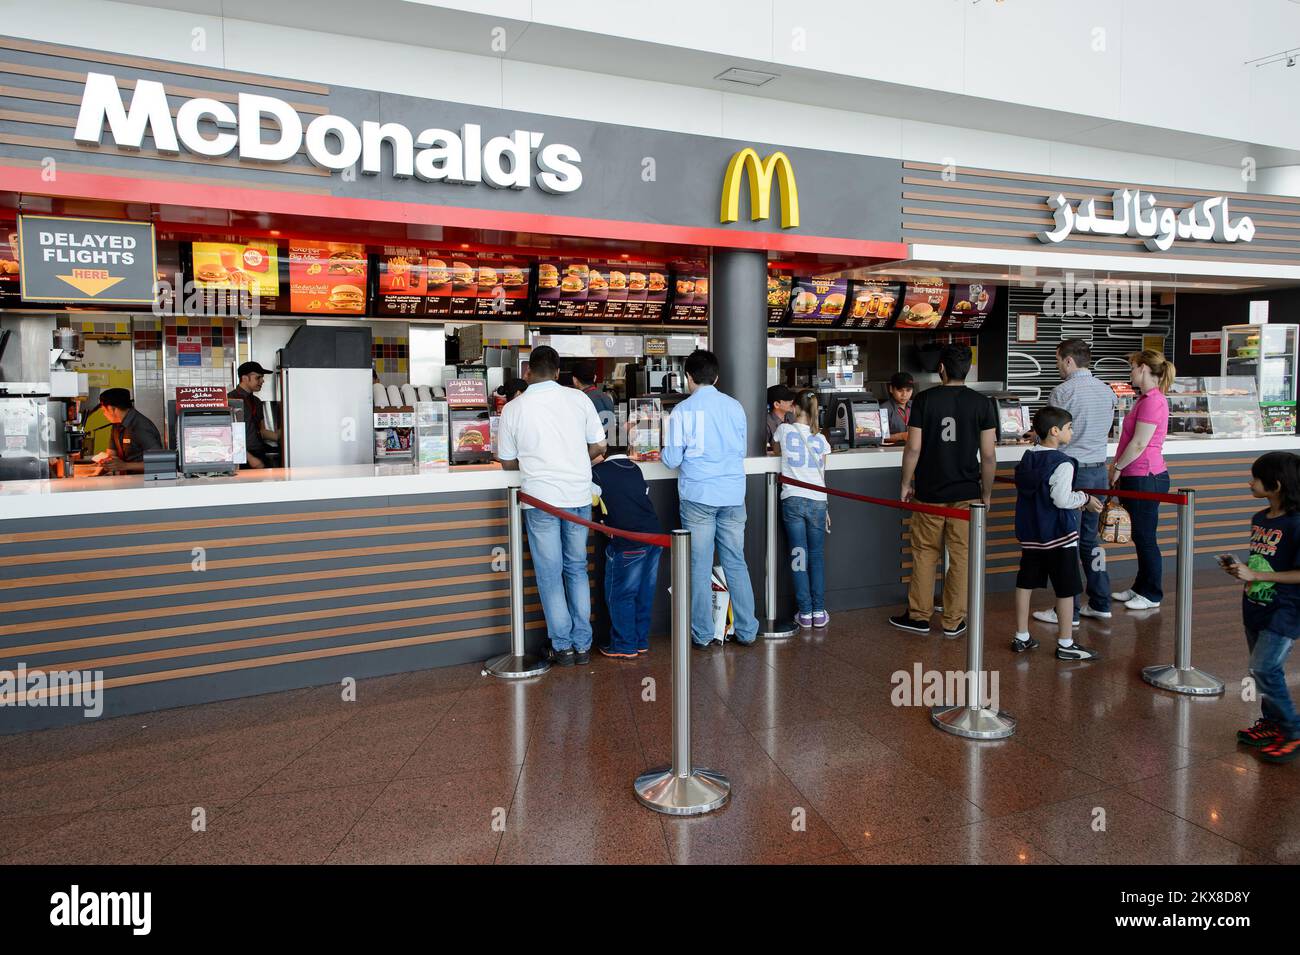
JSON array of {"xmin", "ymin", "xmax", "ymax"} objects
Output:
[{"xmin": 3, "ymin": 436, "xmax": 1298, "ymax": 521}]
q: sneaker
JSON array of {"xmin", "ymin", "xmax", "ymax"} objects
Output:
[
  {"xmin": 942, "ymin": 619, "xmax": 967, "ymax": 638},
  {"xmin": 1055, "ymin": 642, "xmax": 1100, "ymax": 661},
  {"xmin": 599, "ymin": 647, "xmax": 638, "ymax": 659},
  {"xmin": 812, "ymin": 610, "xmax": 830, "ymax": 628},
  {"xmin": 574, "ymin": 649, "xmax": 590, "ymax": 665},
  {"xmin": 934, "ymin": 603, "xmax": 944, "ymax": 615},
  {"xmin": 796, "ymin": 612, "xmax": 814, "ymax": 628},
  {"xmin": 1011, "ymin": 634, "xmax": 1040, "ymax": 653},
  {"xmin": 1124, "ymin": 595, "xmax": 1161, "ymax": 610},
  {"xmin": 1111, "ymin": 589, "xmax": 1137, "ymax": 602},
  {"xmin": 889, "ymin": 613, "xmax": 931, "ymax": 634},
  {"xmin": 1032, "ymin": 608, "xmax": 1080, "ymax": 627},
  {"xmin": 637, "ymin": 648, "xmax": 650, "ymax": 655},
  {"xmin": 553, "ymin": 648, "xmax": 576, "ymax": 667},
  {"xmin": 1237, "ymin": 718, "xmax": 1283, "ymax": 748},
  {"xmin": 692, "ymin": 639, "xmax": 721, "ymax": 652},
  {"xmin": 1258, "ymin": 736, "xmax": 1300, "ymax": 763},
  {"xmin": 1080, "ymin": 605, "xmax": 1112, "ymax": 620}
]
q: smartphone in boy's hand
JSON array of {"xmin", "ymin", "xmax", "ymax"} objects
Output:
[{"xmin": 1217, "ymin": 553, "xmax": 1239, "ymax": 570}]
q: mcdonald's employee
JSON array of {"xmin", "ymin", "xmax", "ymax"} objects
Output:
[
  {"xmin": 884, "ymin": 372, "xmax": 914, "ymax": 443},
  {"xmin": 96, "ymin": 388, "xmax": 162, "ymax": 475},
  {"xmin": 766, "ymin": 384, "xmax": 796, "ymax": 445},
  {"xmin": 229, "ymin": 361, "xmax": 280, "ymax": 469}
]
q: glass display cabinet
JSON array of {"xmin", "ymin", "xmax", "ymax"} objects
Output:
[
  {"xmin": 1167, "ymin": 376, "xmax": 1263, "ymax": 438},
  {"xmin": 1222, "ymin": 324, "xmax": 1298, "ymax": 434}
]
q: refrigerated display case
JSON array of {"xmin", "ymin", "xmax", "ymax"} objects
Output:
[
  {"xmin": 1222, "ymin": 324, "xmax": 1298, "ymax": 434},
  {"xmin": 1167, "ymin": 377, "xmax": 1263, "ymax": 438}
]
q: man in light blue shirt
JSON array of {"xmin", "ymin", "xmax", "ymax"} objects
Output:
[{"xmin": 661, "ymin": 350, "xmax": 759, "ymax": 648}]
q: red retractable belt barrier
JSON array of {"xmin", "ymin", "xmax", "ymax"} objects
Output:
[
  {"xmin": 778, "ymin": 476, "xmax": 972, "ymax": 520},
  {"xmin": 518, "ymin": 491, "xmax": 674, "ymax": 548},
  {"xmin": 992, "ymin": 475, "xmax": 1187, "ymax": 505}
]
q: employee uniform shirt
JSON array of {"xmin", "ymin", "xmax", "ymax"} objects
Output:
[
  {"xmin": 1118, "ymin": 388, "xmax": 1169, "ymax": 476},
  {"xmin": 498, "ymin": 379, "xmax": 605, "ymax": 509},
  {"xmin": 661, "ymin": 384, "xmax": 747, "ymax": 507},
  {"xmin": 1048, "ymin": 369, "xmax": 1116, "ymax": 465},
  {"xmin": 885, "ymin": 399, "xmax": 912, "ymax": 435},
  {"xmin": 910, "ymin": 385, "xmax": 998, "ymax": 503},
  {"xmin": 766, "ymin": 409, "xmax": 792, "ymax": 444},
  {"xmin": 110, "ymin": 408, "xmax": 162, "ymax": 462},
  {"xmin": 228, "ymin": 386, "xmax": 268, "ymax": 455},
  {"xmin": 774, "ymin": 422, "xmax": 830, "ymax": 501},
  {"xmin": 1243, "ymin": 509, "xmax": 1300, "ymax": 636},
  {"xmin": 592, "ymin": 455, "xmax": 663, "ymax": 551}
]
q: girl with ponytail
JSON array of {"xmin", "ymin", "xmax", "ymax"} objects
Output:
[
  {"xmin": 1108, "ymin": 350, "xmax": 1174, "ymax": 611},
  {"xmin": 1223, "ymin": 451, "xmax": 1300, "ymax": 761}
]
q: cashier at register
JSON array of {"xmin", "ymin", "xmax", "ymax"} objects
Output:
[
  {"xmin": 884, "ymin": 372, "xmax": 914, "ymax": 443},
  {"xmin": 229, "ymin": 361, "xmax": 281, "ymax": 469},
  {"xmin": 96, "ymin": 388, "xmax": 162, "ymax": 475},
  {"xmin": 766, "ymin": 385, "xmax": 796, "ymax": 445}
]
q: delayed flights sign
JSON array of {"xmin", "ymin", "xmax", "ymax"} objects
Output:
[{"xmin": 16, "ymin": 215, "xmax": 157, "ymax": 304}]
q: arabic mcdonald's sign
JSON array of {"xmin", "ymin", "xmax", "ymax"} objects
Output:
[{"xmin": 720, "ymin": 148, "xmax": 800, "ymax": 230}]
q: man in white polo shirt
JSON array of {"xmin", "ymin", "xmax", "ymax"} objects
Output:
[{"xmin": 497, "ymin": 345, "xmax": 608, "ymax": 666}]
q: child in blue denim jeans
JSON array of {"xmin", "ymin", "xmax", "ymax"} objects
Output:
[
  {"xmin": 1224, "ymin": 451, "xmax": 1300, "ymax": 763},
  {"xmin": 592, "ymin": 454, "xmax": 664, "ymax": 658},
  {"xmin": 771, "ymin": 390, "xmax": 831, "ymax": 628}
]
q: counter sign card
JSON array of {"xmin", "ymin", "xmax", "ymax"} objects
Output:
[{"xmin": 17, "ymin": 215, "xmax": 157, "ymax": 304}]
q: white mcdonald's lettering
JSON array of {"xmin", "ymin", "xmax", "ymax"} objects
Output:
[
  {"xmin": 1037, "ymin": 188, "xmax": 1255, "ymax": 252},
  {"xmin": 72, "ymin": 72, "xmax": 583, "ymax": 194}
]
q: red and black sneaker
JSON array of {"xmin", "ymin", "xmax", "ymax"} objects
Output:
[
  {"xmin": 1237, "ymin": 718, "xmax": 1283, "ymax": 748},
  {"xmin": 1258, "ymin": 736, "xmax": 1300, "ymax": 764}
]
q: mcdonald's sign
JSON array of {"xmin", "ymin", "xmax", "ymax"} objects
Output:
[{"xmin": 719, "ymin": 148, "xmax": 800, "ymax": 229}]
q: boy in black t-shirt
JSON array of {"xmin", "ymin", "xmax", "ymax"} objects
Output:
[
  {"xmin": 1224, "ymin": 451, "xmax": 1300, "ymax": 762},
  {"xmin": 890, "ymin": 344, "xmax": 998, "ymax": 638},
  {"xmin": 592, "ymin": 455, "xmax": 664, "ymax": 658}
]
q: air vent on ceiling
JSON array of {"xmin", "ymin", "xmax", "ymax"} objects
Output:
[{"xmin": 714, "ymin": 67, "xmax": 779, "ymax": 87}]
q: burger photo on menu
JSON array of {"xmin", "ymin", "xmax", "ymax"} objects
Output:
[
  {"xmin": 451, "ymin": 261, "xmax": 476, "ymax": 290},
  {"xmin": 785, "ymin": 277, "xmax": 847, "ymax": 327},
  {"xmin": 896, "ymin": 278, "xmax": 950, "ymax": 330},
  {"xmin": 537, "ymin": 262, "xmax": 560, "ymax": 290},
  {"xmin": 192, "ymin": 241, "xmax": 280, "ymax": 298},
  {"xmin": 474, "ymin": 256, "xmax": 529, "ymax": 318},
  {"xmin": 289, "ymin": 240, "xmax": 366, "ymax": 314}
]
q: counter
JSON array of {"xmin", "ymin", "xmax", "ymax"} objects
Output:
[{"xmin": 2, "ymin": 434, "xmax": 1297, "ymax": 731}]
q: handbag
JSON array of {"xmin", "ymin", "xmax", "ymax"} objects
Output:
[{"xmin": 1100, "ymin": 497, "xmax": 1132, "ymax": 544}]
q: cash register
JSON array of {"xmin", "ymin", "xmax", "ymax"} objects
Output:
[
  {"xmin": 819, "ymin": 391, "xmax": 884, "ymax": 449},
  {"xmin": 990, "ymin": 392, "xmax": 1031, "ymax": 445}
]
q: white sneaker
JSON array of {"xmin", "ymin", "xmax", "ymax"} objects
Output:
[
  {"xmin": 1080, "ymin": 606, "xmax": 1113, "ymax": 620},
  {"xmin": 1124, "ymin": 595, "xmax": 1161, "ymax": 610},
  {"xmin": 1032, "ymin": 608, "xmax": 1079, "ymax": 626},
  {"xmin": 1111, "ymin": 589, "xmax": 1137, "ymax": 602}
]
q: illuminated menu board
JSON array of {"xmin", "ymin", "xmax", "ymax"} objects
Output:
[
  {"xmin": 940, "ymin": 283, "xmax": 996, "ymax": 330},
  {"xmin": 767, "ymin": 273, "xmax": 792, "ymax": 326},
  {"xmin": 667, "ymin": 268, "xmax": 709, "ymax": 323},
  {"xmin": 785, "ymin": 277, "xmax": 848, "ymax": 328},
  {"xmin": 894, "ymin": 278, "xmax": 950, "ymax": 330},
  {"xmin": 842, "ymin": 280, "xmax": 902, "ymax": 330},
  {"xmin": 289, "ymin": 240, "xmax": 367, "ymax": 315},
  {"xmin": 376, "ymin": 249, "xmax": 530, "ymax": 319},
  {"xmin": 534, "ymin": 259, "xmax": 670, "ymax": 323}
]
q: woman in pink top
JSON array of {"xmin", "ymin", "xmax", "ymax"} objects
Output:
[{"xmin": 1108, "ymin": 350, "xmax": 1174, "ymax": 611}]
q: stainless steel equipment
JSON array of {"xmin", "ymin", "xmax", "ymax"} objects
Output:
[{"xmin": 277, "ymin": 324, "xmax": 375, "ymax": 468}]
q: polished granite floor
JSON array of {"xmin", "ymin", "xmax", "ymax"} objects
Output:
[{"xmin": 1, "ymin": 578, "xmax": 1297, "ymax": 865}]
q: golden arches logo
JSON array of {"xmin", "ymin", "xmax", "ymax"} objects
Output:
[{"xmin": 719, "ymin": 148, "xmax": 799, "ymax": 229}]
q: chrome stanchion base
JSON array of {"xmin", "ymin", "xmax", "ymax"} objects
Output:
[
  {"xmin": 482, "ymin": 653, "xmax": 550, "ymax": 680},
  {"xmin": 760, "ymin": 618, "xmax": 799, "ymax": 640},
  {"xmin": 633, "ymin": 766, "xmax": 731, "ymax": 815},
  {"xmin": 930, "ymin": 705, "xmax": 1017, "ymax": 739},
  {"xmin": 1141, "ymin": 664, "xmax": 1225, "ymax": 696}
]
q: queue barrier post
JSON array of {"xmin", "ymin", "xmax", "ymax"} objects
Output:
[
  {"xmin": 483, "ymin": 485, "xmax": 551, "ymax": 680},
  {"xmin": 634, "ymin": 529, "xmax": 732, "ymax": 815},
  {"xmin": 930, "ymin": 502, "xmax": 1017, "ymax": 739},
  {"xmin": 761, "ymin": 471, "xmax": 799, "ymax": 640},
  {"xmin": 1141, "ymin": 487, "xmax": 1224, "ymax": 696}
]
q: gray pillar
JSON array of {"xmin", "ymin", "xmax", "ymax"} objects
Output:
[{"xmin": 711, "ymin": 248, "xmax": 768, "ymax": 456}]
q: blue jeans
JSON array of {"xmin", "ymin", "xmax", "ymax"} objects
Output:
[
  {"xmin": 781, "ymin": 495, "xmax": 827, "ymax": 615},
  {"xmin": 679, "ymin": 499, "xmax": 759, "ymax": 646},
  {"xmin": 1074, "ymin": 463, "xmax": 1112, "ymax": 617},
  {"xmin": 524, "ymin": 505, "xmax": 592, "ymax": 652},
  {"xmin": 1119, "ymin": 471, "xmax": 1169, "ymax": 603},
  {"xmin": 604, "ymin": 543, "xmax": 660, "ymax": 654},
  {"xmin": 1246, "ymin": 627, "xmax": 1300, "ymax": 737}
]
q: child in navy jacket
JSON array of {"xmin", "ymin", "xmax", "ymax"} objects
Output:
[
  {"xmin": 1011, "ymin": 407, "xmax": 1104, "ymax": 660},
  {"xmin": 592, "ymin": 454, "xmax": 664, "ymax": 658}
]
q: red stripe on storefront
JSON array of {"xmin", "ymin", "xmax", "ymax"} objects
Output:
[{"xmin": 0, "ymin": 166, "xmax": 908, "ymax": 261}]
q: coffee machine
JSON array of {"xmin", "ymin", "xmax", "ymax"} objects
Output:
[{"xmin": 0, "ymin": 325, "xmax": 87, "ymax": 480}]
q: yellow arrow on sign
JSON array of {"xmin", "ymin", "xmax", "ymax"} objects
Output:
[{"xmin": 55, "ymin": 273, "xmax": 127, "ymax": 297}]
